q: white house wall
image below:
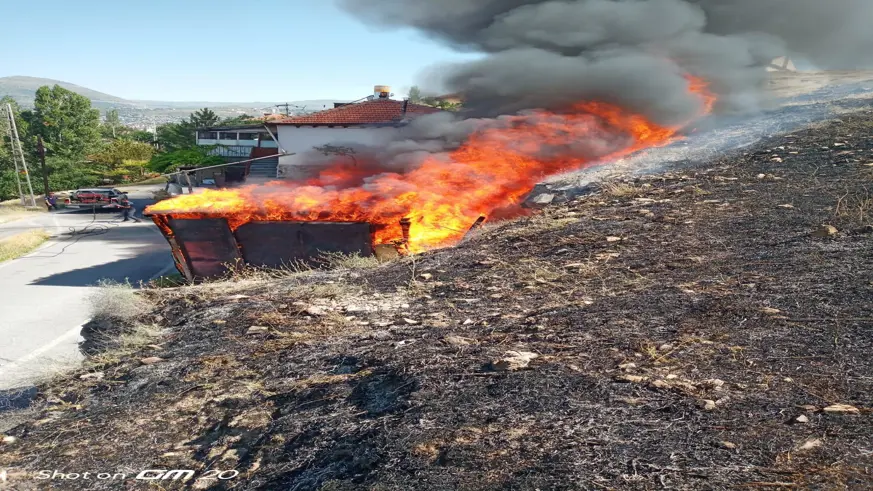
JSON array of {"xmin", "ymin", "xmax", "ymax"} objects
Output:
[{"xmin": 275, "ymin": 126, "xmax": 399, "ymax": 179}]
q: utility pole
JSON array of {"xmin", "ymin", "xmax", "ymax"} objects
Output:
[
  {"xmin": 5, "ymin": 103, "xmax": 37, "ymax": 207},
  {"xmin": 2, "ymin": 106, "xmax": 26, "ymax": 206},
  {"xmin": 37, "ymin": 136, "xmax": 50, "ymax": 197},
  {"xmin": 275, "ymin": 103, "xmax": 291, "ymax": 116}
]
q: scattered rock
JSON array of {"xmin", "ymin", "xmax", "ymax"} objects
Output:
[
  {"xmin": 444, "ymin": 335, "xmax": 475, "ymax": 347},
  {"xmin": 79, "ymin": 371, "xmax": 104, "ymax": 381},
  {"xmin": 795, "ymin": 415, "xmax": 810, "ymax": 423},
  {"xmin": 700, "ymin": 399, "xmax": 717, "ymax": 411},
  {"xmin": 246, "ymin": 326, "xmax": 270, "ymax": 335},
  {"xmin": 823, "ymin": 404, "xmax": 860, "ymax": 414},
  {"xmin": 304, "ymin": 305, "xmax": 326, "ymax": 316},
  {"xmin": 658, "ymin": 343, "xmax": 673, "ymax": 352},
  {"xmin": 463, "ymin": 318, "xmax": 474, "ymax": 325},
  {"xmin": 721, "ymin": 441, "xmax": 737, "ymax": 449},
  {"xmin": 140, "ymin": 357, "xmax": 164, "ymax": 365},
  {"xmin": 531, "ymin": 193, "xmax": 555, "ymax": 206},
  {"xmin": 492, "ymin": 351, "xmax": 539, "ymax": 371},
  {"xmin": 812, "ymin": 225, "xmax": 838, "ymax": 238},
  {"xmin": 616, "ymin": 374, "xmax": 647, "ymax": 383},
  {"xmin": 797, "ymin": 438, "xmax": 823, "ymax": 452},
  {"xmin": 1, "ymin": 435, "xmax": 17, "ymax": 444},
  {"xmin": 702, "ymin": 379, "xmax": 725, "ymax": 389}
]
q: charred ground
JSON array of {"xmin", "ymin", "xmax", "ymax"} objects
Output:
[{"xmin": 1, "ymin": 111, "xmax": 872, "ymax": 490}]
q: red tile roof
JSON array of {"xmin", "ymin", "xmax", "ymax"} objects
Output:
[{"xmin": 275, "ymin": 99, "xmax": 442, "ymax": 125}]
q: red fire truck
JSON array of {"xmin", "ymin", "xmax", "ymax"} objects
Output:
[{"xmin": 67, "ymin": 188, "xmax": 129, "ymax": 209}]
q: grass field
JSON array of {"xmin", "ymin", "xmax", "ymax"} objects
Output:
[
  {"xmin": 0, "ymin": 203, "xmax": 45, "ymax": 224},
  {"xmin": 0, "ymin": 229, "xmax": 50, "ymax": 262}
]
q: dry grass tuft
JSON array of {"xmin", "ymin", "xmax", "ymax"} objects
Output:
[
  {"xmin": 88, "ymin": 280, "xmax": 153, "ymax": 320},
  {"xmin": 599, "ymin": 181, "xmax": 641, "ymax": 197},
  {"xmin": 0, "ymin": 229, "xmax": 49, "ymax": 262},
  {"xmin": 318, "ymin": 251, "xmax": 383, "ymax": 270}
]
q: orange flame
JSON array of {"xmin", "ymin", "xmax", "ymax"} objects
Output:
[{"xmin": 147, "ymin": 77, "xmax": 715, "ymax": 251}]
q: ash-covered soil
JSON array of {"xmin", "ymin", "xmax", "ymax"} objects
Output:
[{"xmin": 2, "ymin": 112, "xmax": 873, "ymax": 490}]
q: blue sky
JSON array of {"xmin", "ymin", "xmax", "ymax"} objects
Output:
[{"xmin": 0, "ymin": 0, "xmax": 479, "ymax": 102}]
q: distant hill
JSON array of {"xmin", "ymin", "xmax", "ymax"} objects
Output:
[
  {"xmin": 0, "ymin": 76, "xmax": 346, "ymax": 111},
  {"xmin": 0, "ymin": 75, "xmax": 351, "ymax": 127},
  {"xmin": 0, "ymin": 76, "xmax": 132, "ymax": 108}
]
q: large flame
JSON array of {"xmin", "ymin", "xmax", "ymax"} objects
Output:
[{"xmin": 147, "ymin": 77, "xmax": 715, "ymax": 251}]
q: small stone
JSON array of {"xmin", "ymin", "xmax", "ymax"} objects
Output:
[
  {"xmin": 665, "ymin": 374, "xmax": 679, "ymax": 380},
  {"xmin": 700, "ymin": 399, "xmax": 717, "ymax": 411},
  {"xmin": 798, "ymin": 438, "xmax": 823, "ymax": 451},
  {"xmin": 79, "ymin": 371, "xmax": 104, "ymax": 381},
  {"xmin": 721, "ymin": 441, "xmax": 737, "ymax": 449},
  {"xmin": 606, "ymin": 236, "xmax": 622, "ymax": 242},
  {"xmin": 304, "ymin": 306, "xmax": 326, "ymax": 316},
  {"xmin": 246, "ymin": 326, "xmax": 270, "ymax": 335},
  {"xmin": 703, "ymin": 378, "xmax": 725, "ymax": 389},
  {"xmin": 795, "ymin": 415, "xmax": 810, "ymax": 423},
  {"xmin": 463, "ymin": 318, "xmax": 474, "ymax": 325},
  {"xmin": 140, "ymin": 357, "xmax": 164, "ymax": 365},
  {"xmin": 531, "ymin": 193, "xmax": 555, "ymax": 206},
  {"xmin": 1, "ymin": 435, "xmax": 17, "ymax": 444},
  {"xmin": 492, "ymin": 351, "xmax": 539, "ymax": 371},
  {"xmin": 403, "ymin": 318, "xmax": 420, "ymax": 325},
  {"xmin": 420, "ymin": 273, "xmax": 433, "ymax": 280},
  {"xmin": 444, "ymin": 335, "xmax": 475, "ymax": 346},
  {"xmin": 771, "ymin": 157, "xmax": 783, "ymax": 163},
  {"xmin": 823, "ymin": 404, "xmax": 860, "ymax": 414},
  {"xmin": 616, "ymin": 374, "xmax": 646, "ymax": 383},
  {"xmin": 757, "ymin": 173, "xmax": 766, "ymax": 179},
  {"xmin": 618, "ymin": 362, "xmax": 637, "ymax": 371},
  {"xmin": 783, "ymin": 377, "xmax": 793, "ymax": 383},
  {"xmin": 658, "ymin": 343, "xmax": 673, "ymax": 352},
  {"xmin": 812, "ymin": 225, "xmax": 838, "ymax": 238}
]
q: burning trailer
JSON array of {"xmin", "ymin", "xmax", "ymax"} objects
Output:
[{"xmin": 146, "ymin": 211, "xmax": 483, "ymax": 282}]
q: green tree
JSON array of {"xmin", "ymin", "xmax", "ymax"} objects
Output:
[
  {"xmin": 219, "ymin": 114, "xmax": 260, "ymax": 126},
  {"xmin": 103, "ymin": 109, "xmax": 121, "ymax": 139},
  {"xmin": 90, "ymin": 139, "xmax": 155, "ymax": 183},
  {"xmin": 190, "ymin": 107, "xmax": 220, "ymax": 127},
  {"xmin": 147, "ymin": 147, "xmax": 224, "ymax": 174},
  {"xmin": 408, "ymin": 86, "xmax": 423, "ymax": 103},
  {"xmin": 128, "ymin": 129, "xmax": 156, "ymax": 144},
  {"xmin": 156, "ymin": 120, "xmax": 196, "ymax": 152},
  {"xmin": 26, "ymin": 85, "xmax": 101, "ymax": 159}
]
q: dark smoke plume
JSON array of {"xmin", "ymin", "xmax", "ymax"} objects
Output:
[{"xmin": 339, "ymin": 0, "xmax": 873, "ymax": 124}]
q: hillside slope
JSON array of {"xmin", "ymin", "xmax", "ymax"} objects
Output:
[
  {"xmin": 0, "ymin": 76, "xmax": 130, "ymax": 106},
  {"xmin": 1, "ymin": 112, "xmax": 872, "ymax": 489}
]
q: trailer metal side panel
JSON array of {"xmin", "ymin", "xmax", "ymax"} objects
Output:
[{"xmin": 234, "ymin": 221, "xmax": 372, "ymax": 268}]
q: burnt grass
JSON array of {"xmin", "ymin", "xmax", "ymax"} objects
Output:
[{"xmin": 2, "ymin": 112, "xmax": 873, "ymax": 490}]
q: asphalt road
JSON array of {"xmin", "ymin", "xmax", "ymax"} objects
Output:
[{"xmin": 0, "ymin": 194, "xmax": 172, "ymax": 391}]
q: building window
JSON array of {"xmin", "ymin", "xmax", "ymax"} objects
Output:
[
  {"xmin": 219, "ymin": 132, "xmax": 238, "ymax": 140},
  {"xmin": 198, "ymin": 131, "xmax": 217, "ymax": 140},
  {"xmin": 238, "ymin": 132, "xmax": 258, "ymax": 140}
]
